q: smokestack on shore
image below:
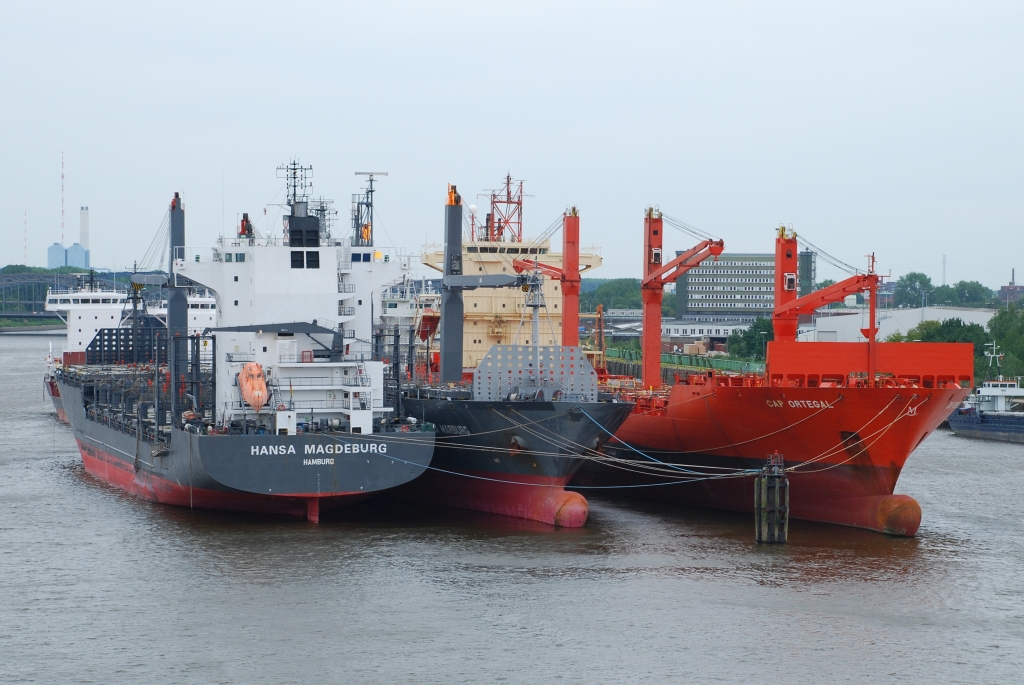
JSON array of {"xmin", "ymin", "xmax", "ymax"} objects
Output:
[{"xmin": 79, "ymin": 207, "xmax": 89, "ymax": 250}]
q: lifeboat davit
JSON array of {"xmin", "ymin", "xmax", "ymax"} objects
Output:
[{"xmin": 238, "ymin": 362, "xmax": 268, "ymax": 412}]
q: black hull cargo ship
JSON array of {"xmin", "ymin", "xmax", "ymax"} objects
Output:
[
  {"xmin": 54, "ymin": 191, "xmax": 434, "ymax": 522},
  {"xmin": 390, "ymin": 188, "xmax": 633, "ymax": 527},
  {"xmin": 401, "ymin": 392, "xmax": 632, "ymax": 527},
  {"xmin": 57, "ymin": 369, "xmax": 433, "ymax": 521}
]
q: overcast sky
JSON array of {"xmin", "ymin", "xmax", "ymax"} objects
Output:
[{"xmin": 1, "ymin": 1, "xmax": 1021, "ymax": 287}]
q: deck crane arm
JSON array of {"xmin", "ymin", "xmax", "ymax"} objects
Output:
[
  {"xmin": 641, "ymin": 208, "xmax": 725, "ymax": 390},
  {"xmin": 773, "ymin": 274, "xmax": 879, "ymax": 322},
  {"xmin": 511, "ymin": 258, "xmax": 563, "ymax": 280},
  {"xmin": 642, "ymin": 239, "xmax": 725, "ymax": 287},
  {"xmin": 505, "ymin": 209, "xmax": 584, "ymax": 346}
]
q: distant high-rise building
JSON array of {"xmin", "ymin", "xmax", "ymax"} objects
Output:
[
  {"xmin": 47, "ymin": 242, "xmax": 67, "ymax": 269},
  {"xmin": 80, "ymin": 206, "xmax": 90, "ymax": 250},
  {"xmin": 675, "ymin": 250, "xmax": 816, "ymax": 320}
]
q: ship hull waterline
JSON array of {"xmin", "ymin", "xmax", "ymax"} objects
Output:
[
  {"xmin": 399, "ymin": 399, "xmax": 634, "ymax": 527},
  {"xmin": 574, "ymin": 384, "xmax": 970, "ymax": 536},
  {"xmin": 57, "ymin": 379, "xmax": 435, "ymax": 521}
]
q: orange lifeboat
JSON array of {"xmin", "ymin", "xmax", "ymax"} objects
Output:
[{"xmin": 238, "ymin": 362, "xmax": 268, "ymax": 412}]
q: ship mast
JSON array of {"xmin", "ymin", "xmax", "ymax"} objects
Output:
[{"xmin": 352, "ymin": 172, "xmax": 387, "ymax": 247}]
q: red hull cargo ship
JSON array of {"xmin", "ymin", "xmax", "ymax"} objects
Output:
[{"xmin": 576, "ymin": 219, "xmax": 973, "ymax": 535}]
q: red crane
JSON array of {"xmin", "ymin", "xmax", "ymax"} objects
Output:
[
  {"xmin": 771, "ymin": 225, "xmax": 880, "ymax": 384},
  {"xmin": 641, "ymin": 208, "xmax": 725, "ymax": 390},
  {"xmin": 511, "ymin": 208, "xmax": 582, "ymax": 346}
]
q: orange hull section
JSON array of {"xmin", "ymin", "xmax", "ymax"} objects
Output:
[{"xmin": 579, "ymin": 341, "xmax": 974, "ymax": 535}]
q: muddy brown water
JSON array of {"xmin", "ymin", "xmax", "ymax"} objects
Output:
[{"xmin": 2, "ymin": 334, "xmax": 1021, "ymax": 683}]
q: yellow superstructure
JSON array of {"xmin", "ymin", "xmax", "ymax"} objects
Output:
[{"xmin": 421, "ymin": 239, "xmax": 602, "ymax": 368}]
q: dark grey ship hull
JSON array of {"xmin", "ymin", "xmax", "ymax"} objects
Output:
[
  {"xmin": 398, "ymin": 398, "xmax": 633, "ymax": 526},
  {"xmin": 57, "ymin": 378, "xmax": 435, "ymax": 521},
  {"xmin": 948, "ymin": 410, "xmax": 1024, "ymax": 443}
]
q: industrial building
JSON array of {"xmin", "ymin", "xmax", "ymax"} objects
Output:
[
  {"xmin": 46, "ymin": 206, "xmax": 91, "ymax": 269},
  {"xmin": 675, "ymin": 249, "xmax": 816, "ymax": 322}
]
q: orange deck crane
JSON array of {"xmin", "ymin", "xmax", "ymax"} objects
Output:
[
  {"xmin": 511, "ymin": 207, "xmax": 582, "ymax": 346},
  {"xmin": 771, "ymin": 225, "xmax": 880, "ymax": 384},
  {"xmin": 641, "ymin": 208, "xmax": 725, "ymax": 390}
]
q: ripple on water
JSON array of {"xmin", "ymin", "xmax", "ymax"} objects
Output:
[{"xmin": 1, "ymin": 333, "xmax": 1023, "ymax": 684}]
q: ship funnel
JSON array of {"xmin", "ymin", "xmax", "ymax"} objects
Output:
[
  {"xmin": 167, "ymin": 192, "xmax": 187, "ymax": 340},
  {"xmin": 440, "ymin": 187, "xmax": 465, "ymax": 382}
]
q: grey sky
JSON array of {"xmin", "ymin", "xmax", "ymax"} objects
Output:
[{"xmin": 2, "ymin": 1, "xmax": 1021, "ymax": 287}]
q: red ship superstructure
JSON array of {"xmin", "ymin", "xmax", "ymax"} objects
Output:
[{"xmin": 576, "ymin": 219, "xmax": 973, "ymax": 536}]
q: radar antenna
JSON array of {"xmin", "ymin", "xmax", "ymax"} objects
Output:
[
  {"xmin": 277, "ymin": 160, "xmax": 313, "ymax": 207},
  {"xmin": 352, "ymin": 172, "xmax": 388, "ymax": 247}
]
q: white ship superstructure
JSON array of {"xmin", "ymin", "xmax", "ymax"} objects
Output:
[
  {"xmin": 175, "ymin": 167, "xmax": 412, "ymax": 354},
  {"xmin": 46, "ymin": 283, "xmax": 216, "ymax": 357}
]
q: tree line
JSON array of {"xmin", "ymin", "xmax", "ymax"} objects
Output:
[{"xmin": 892, "ymin": 272, "xmax": 998, "ymax": 308}]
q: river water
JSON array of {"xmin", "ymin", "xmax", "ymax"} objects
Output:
[{"xmin": 2, "ymin": 333, "xmax": 1022, "ymax": 684}]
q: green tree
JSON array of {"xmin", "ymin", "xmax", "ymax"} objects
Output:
[
  {"xmin": 726, "ymin": 317, "xmax": 774, "ymax": 359},
  {"xmin": 580, "ymin": 278, "xmax": 641, "ymax": 311},
  {"xmin": 955, "ymin": 280, "xmax": 995, "ymax": 306},
  {"xmin": 986, "ymin": 304, "xmax": 1024, "ymax": 378},
  {"xmin": 895, "ymin": 272, "xmax": 933, "ymax": 307},
  {"xmin": 931, "ymin": 284, "xmax": 959, "ymax": 305}
]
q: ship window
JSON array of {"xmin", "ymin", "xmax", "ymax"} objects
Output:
[
  {"xmin": 72, "ymin": 299, "xmax": 79, "ymax": 304},
  {"xmin": 102, "ymin": 299, "xmax": 112, "ymax": 303},
  {"xmin": 291, "ymin": 251, "xmax": 305, "ymax": 268},
  {"xmin": 263, "ymin": 347, "xmax": 267, "ymax": 352},
  {"xmin": 388, "ymin": 302, "xmax": 397, "ymax": 308},
  {"xmin": 234, "ymin": 276, "xmax": 238, "ymax": 282},
  {"xmin": 234, "ymin": 300, "xmax": 239, "ymax": 306},
  {"xmin": 225, "ymin": 253, "xmax": 232, "ymax": 262},
  {"xmin": 48, "ymin": 298, "xmax": 57, "ymax": 304},
  {"xmin": 306, "ymin": 251, "xmax": 320, "ymax": 269},
  {"xmin": 506, "ymin": 248, "xmax": 519, "ymax": 254},
  {"xmin": 467, "ymin": 247, "xmax": 478, "ymax": 253},
  {"xmin": 200, "ymin": 304, "xmax": 210, "ymax": 309},
  {"xmin": 211, "ymin": 304, "xmax": 216, "ymax": 309},
  {"xmin": 235, "ymin": 253, "xmax": 245, "ymax": 262}
]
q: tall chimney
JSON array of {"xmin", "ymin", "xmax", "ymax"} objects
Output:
[{"xmin": 79, "ymin": 207, "xmax": 90, "ymax": 250}]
